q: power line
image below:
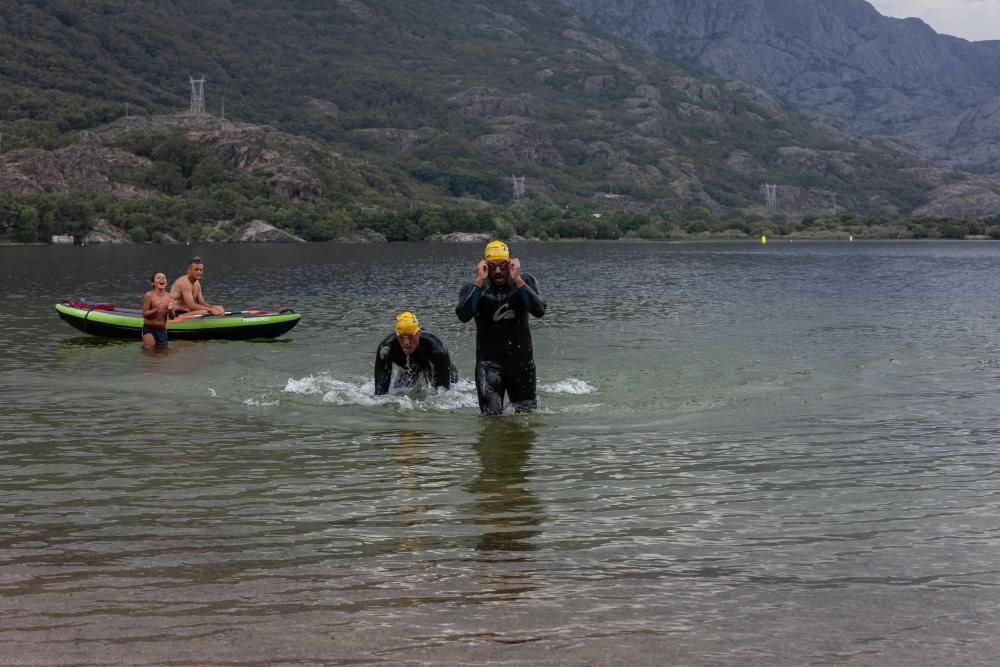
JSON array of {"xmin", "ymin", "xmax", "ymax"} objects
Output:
[
  {"xmin": 512, "ymin": 175, "xmax": 525, "ymax": 200},
  {"xmin": 189, "ymin": 76, "xmax": 206, "ymax": 114},
  {"xmin": 763, "ymin": 183, "xmax": 778, "ymax": 214}
]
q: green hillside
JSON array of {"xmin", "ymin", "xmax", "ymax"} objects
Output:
[{"xmin": 1, "ymin": 0, "xmax": 998, "ymax": 242}]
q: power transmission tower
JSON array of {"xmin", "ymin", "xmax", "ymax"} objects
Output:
[
  {"xmin": 512, "ymin": 175, "xmax": 526, "ymax": 200},
  {"xmin": 763, "ymin": 183, "xmax": 778, "ymax": 214},
  {"xmin": 189, "ymin": 76, "xmax": 206, "ymax": 113}
]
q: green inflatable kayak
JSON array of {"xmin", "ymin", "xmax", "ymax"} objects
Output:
[{"xmin": 55, "ymin": 301, "xmax": 301, "ymax": 340}]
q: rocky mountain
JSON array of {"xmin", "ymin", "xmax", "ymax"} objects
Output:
[
  {"xmin": 1, "ymin": 0, "xmax": 1000, "ymax": 227},
  {"xmin": 0, "ymin": 111, "xmax": 410, "ymax": 202},
  {"xmin": 561, "ymin": 0, "xmax": 1000, "ymax": 177},
  {"xmin": 0, "ymin": 143, "xmax": 156, "ymax": 199}
]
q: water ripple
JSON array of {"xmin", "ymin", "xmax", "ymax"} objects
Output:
[{"xmin": 4, "ymin": 243, "xmax": 1000, "ymax": 663}]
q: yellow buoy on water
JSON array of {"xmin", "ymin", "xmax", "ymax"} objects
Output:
[
  {"xmin": 849, "ymin": 234, "xmax": 854, "ymax": 242},
  {"xmin": 761, "ymin": 235, "xmax": 767, "ymax": 244}
]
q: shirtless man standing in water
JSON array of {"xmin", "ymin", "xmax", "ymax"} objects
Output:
[{"xmin": 170, "ymin": 257, "xmax": 225, "ymax": 316}]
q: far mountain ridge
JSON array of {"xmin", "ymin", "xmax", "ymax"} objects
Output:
[{"xmin": 561, "ymin": 0, "xmax": 1000, "ymax": 176}]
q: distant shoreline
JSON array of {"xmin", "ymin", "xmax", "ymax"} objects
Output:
[{"xmin": 1, "ymin": 236, "xmax": 996, "ymax": 247}]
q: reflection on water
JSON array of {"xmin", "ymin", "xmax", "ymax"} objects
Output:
[
  {"xmin": 460, "ymin": 420, "xmax": 544, "ymax": 605},
  {"xmin": 58, "ymin": 336, "xmax": 134, "ymax": 349},
  {"xmin": 393, "ymin": 429, "xmax": 433, "ymax": 553},
  {"xmin": 138, "ymin": 340, "xmax": 213, "ymax": 375},
  {"xmin": 466, "ymin": 420, "xmax": 543, "ymax": 555}
]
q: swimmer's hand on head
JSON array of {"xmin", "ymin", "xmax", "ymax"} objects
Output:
[
  {"xmin": 474, "ymin": 260, "xmax": 489, "ymax": 288},
  {"xmin": 509, "ymin": 258, "xmax": 524, "ymax": 288}
]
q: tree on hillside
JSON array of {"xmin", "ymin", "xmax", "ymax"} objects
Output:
[{"xmin": 16, "ymin": 206, "xmax": 39, "ymax": 243}]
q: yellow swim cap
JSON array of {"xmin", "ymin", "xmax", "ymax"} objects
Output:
[
  {"xmin": 484, "ymin": 240, "xmax": 510, "ymax": 261},
  {"xmin": 395, "ymin": 311, "xmax": 420, "ymax": 335}
]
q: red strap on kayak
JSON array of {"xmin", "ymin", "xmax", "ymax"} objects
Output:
[{"xmin": 68, "ymin": 301, "xmax": 114, "ymax": 310}]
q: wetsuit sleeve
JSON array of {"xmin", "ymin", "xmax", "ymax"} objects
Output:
[
  {"xmin": 455, "ymin": 282, "xmax": 481, "ymax": 323},
  {"xmin": 427, "ymin": 335, "xmax": 453, "ymax": 390},
  {"xmin": 519, "ymin": 273, "xmax": 546, "ymax": 318},
  {"xmin": 374, "ymin": 334, "xmax": 395, "ymax": 395}
]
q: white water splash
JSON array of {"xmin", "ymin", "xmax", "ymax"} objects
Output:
[
  {"xmin": 539, "ymin": 378, "xmax": 595, "ymax": 395},
  {"xmin": 283, "ymin": 373, "xmax": 595, "ymax": 412},
  {"xmin": 244, "ymin": 398, "xmax": 280, "ymax": 407},
  {"xmin": 283, "ymin": 373, "xmax": 478, "ymax": 411},
  {"xmin": 207, "ymin": 387, "xmax": 217, "ymax": 397}
]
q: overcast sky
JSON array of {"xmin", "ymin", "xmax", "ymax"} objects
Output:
[{"xmin": 867, "ymin": 0, "xmax": 1000, "ymax": 42}]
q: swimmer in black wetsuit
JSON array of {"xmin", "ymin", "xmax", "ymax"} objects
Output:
[
  {"xmin": 455, "ymin": 240, "xmax": 546, "ymax": 415},
  {"xmin": 374, "ymin": 311, "xmax": 458, "ymax": 395}
]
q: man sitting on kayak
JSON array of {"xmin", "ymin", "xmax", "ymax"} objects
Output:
[
  {"xmin": 374, "ymin": 311, "xmax": 458, "ymax": 395},
  {"xmin": 170, "ymin": 257, "xmax": 225, "ymax": 317}
]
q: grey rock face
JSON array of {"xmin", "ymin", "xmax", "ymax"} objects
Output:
[
  {"xmin": 235, "ymin": 220, "xmax": 306, "ymax": 243},
  {"xmin": 84, "ymin": 220, "xmax": 132, "ymax": 244},
  {"xmin": 562, "ymin": 0, "xmax": 1000, "ymax": 177},
  {"xmin": 98, "ymin": 114, "xmax": 401, "ymax": 201},
  {"xmin": 0, "ymin": 146, "xmax": 155, "ymax": 198},
  {"xmin": 429, "ymin": 232, "xmax": 493, "ymax": 243},
  {"xmin": 913, "ymin": 183, "xmax": 1000, "ymax": 219}
]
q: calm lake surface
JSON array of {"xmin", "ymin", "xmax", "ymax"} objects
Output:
[{"xmin": 2, "ymin": 240, "xmax": 1000, "ymax": 665}]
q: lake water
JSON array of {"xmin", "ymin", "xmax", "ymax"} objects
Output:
[{"xmin": 2, "ymin": 240, "xmax": 1000, "ymax": 665}]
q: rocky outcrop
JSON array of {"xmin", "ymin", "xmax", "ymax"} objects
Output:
[
  {"xmin": 101, "ymin": 115, "xmax": 330, "ymax": 201},
  {"xmin": 725, "ymin": 150, "xmax": 766, "ymax": 179},
  {"xmin": 583, "ymin": 75, "xmax": 616, "ymax": 93},
  {"xmin": 562, "ymin": 0, "xmax": 1000, "ymax": 177},
  {"xmin": 84, "ymin": 220, "xmax": 131, "ymax": 244},
  {"xmin": 349, "ymin": 127, "xmax": 438, "ymax": 156},
  {"xmin": 446, "ymin": 86, "xmax": 564, "ymax": 166},
  {"xmin": 912, "ymin": 183, "xmax": 1000, "ymax": 219},
  {"xmin": 562, "ymin": 27, "xmax": 624, "ymax": 62},
  {"xmin": 430, "ymin": 232, "xmax": 492, "ymax": 243},
  {"xmin": 473, "ymin": 117, "xmax": 560, "ymax": 163},
  {"xmin": 96, "ymin": 114, "xmax": 409, "ymax": 201},
  {"xmin": 0, "ymin": 113, "xmax": 397, "ymax": 205},
  {"xmin": 155, "ymin": 232, "xmax": 180, "ymax": 244},
  {"xmin": 0, "ymin": 146, "xmax": 155, "ymax": 198},
  {"xmin": 448, "ymin": 88, "xmax": 533, "ymax": 116},
  {"xmin": 777, "ymin": 147, "xmax": 859, "ymax": 181},
  {"xmin": 305, "ymin": 98, "xmax": 340, "ymax": 119},
  {"xmin": 234, "ymin": 220, "xmax": 306, "ymax": 243}
]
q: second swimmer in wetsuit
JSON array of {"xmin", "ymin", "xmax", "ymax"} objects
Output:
[
  {"xmin": 374, "ymin": 311, "xmax": 458, "ymax": 395},
  {"xmin": 455, "ymin": 240, "xmax": 546, "ymax": 415}
]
